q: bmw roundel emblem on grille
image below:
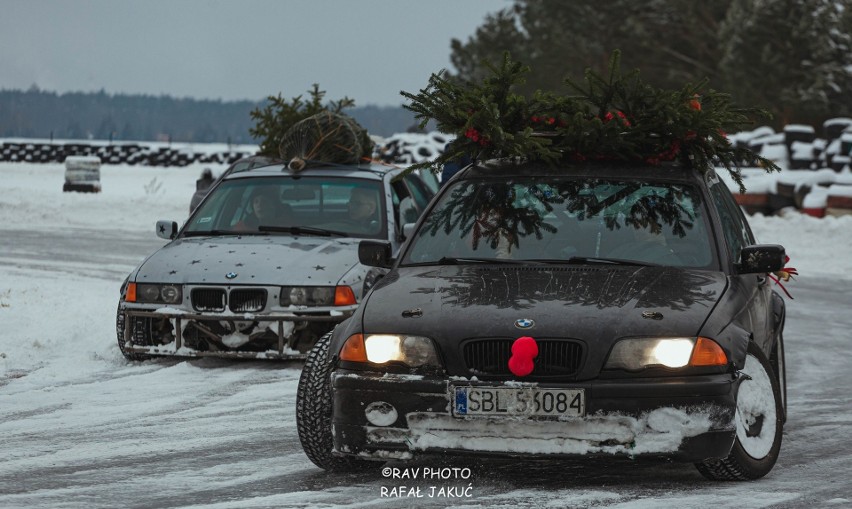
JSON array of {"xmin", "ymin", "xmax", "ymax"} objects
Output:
[
  {"xmin": 226, "ymin": 272, "xmax": 238, "ymax": 279},
  {"xmin": 514, "ymin": 318, "xmax": 535, "ymax": 329}
]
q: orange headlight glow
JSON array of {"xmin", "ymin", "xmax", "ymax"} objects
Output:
[
  {"xmin": 125, "ymin": 282, "xmax": 137, "ymax": 302},
  {"xmin": 689, "ymin": 337, "xmax": 728, "ymax": 366},
  {"xmin": 334, "ymin": 285, "xmax": 357, "ymax": 306},
  {"xmin": 340, "ymin": 334, "xmax": 367, "ymax": 362}
]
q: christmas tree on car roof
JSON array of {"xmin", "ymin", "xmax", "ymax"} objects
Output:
[
  {"xmin": 401, "ymin": 50, "xmax": 780, "ymax": 193},
  {"xmin": 279, "ymin": 111, "xmax": 373, "ymax": 170},
  {"xmin": 249, "ymin": 84, "xmax": 373, "ymax": 169}
]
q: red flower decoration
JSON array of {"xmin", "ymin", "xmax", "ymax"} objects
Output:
[
  {"xmin": 464, "ymin": 127, "xmax": 490, "ymax": 147},
  {"xmin": 508, "ymin": 336, "xmax": 538, "ymax": 377},
  {"xmin": 768, "ymin": 255, "xmax": 798, "ymax": 299},
  {"xmin": 603, "ymin": 110, "xmax": 631, "ymax": 127},
  {"xmin": 689, "ymin": 94, "xmax": 701, "ymax": 111}
]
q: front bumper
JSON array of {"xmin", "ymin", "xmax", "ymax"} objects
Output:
[
  {"xmin": 118, "ymin": 304, "xmax": 353, "ymax": 360},
  {"xmin": 330, "ymin": 370, "xmax": 738, "ymax": 462},
  {"xmin": 63, "ymin": 182, "xmax": 101, "ymax": 192}
]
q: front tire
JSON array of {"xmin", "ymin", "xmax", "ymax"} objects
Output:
[
  {"xmin": 696, "ymin": 342, "xmax": 783, "ymax": 480},
  {"xmin": 770, "ymin": 334, "xmax": 787, "ymax": 423},
  {"xmin": 296, "ymin": 331, "xmax": 377, "ymax": 472},
  {"xmin": 115, "ymin": 305, "xmax": 150, "ymax": 361}
]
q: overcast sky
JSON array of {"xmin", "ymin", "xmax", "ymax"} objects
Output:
[{"xmin": 1, "ymin": 0, "xmax": 509, "ymax": 106}]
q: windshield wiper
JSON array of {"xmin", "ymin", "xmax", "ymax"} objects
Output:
[
  {"xmin": 530, "ymin": 256, "xmax": 659, "ymax": 267},
  {"xmin": 258, "ymin": 225, "xmax": 348, "ymax": 237},
  {"xmin": 183, "ymin": 229, "xmax": 245, "ymax": 237},
  {"xmin": 434, "ymin": 256, "xmax": 533, "ymax": 265}
]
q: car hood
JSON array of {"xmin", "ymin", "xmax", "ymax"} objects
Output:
[
  {"xmin": 134, "ymin": 235, "xmax": 361, "ymax": 285},
  {"xmin": 362, "ymin": 264, "xmax": 726, "ymax": 346}
]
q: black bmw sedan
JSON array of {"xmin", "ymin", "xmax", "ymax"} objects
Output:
[{"xmin": 296, "ymin": 159, "xmax": 788, "ymax": 481}]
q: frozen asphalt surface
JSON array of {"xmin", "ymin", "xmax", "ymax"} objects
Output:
[{"xmin": 1, "ymin": 226, "xmax": 850, "ymax": 509}]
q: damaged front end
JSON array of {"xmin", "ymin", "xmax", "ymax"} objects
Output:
[
  {"xmin": 330, "ymin": 372, "xmax": 739, "ymax": 463},
  {"xmin": 116, "ymin": 283, "xmax": 356, "ymax": 360}
]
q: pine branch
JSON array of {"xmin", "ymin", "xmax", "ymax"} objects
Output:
[{"xmin": 400, "ymin": 50, "xmax": 780, "ymax": 189}]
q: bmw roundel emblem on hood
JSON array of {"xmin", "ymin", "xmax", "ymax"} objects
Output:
[
  {"xmin": 514, "ymin": 318, "xmax": 535, "ymax": 329},
  {"xmin": 226, "ymin": 272, "xmax": 238, "ymax": 279}
]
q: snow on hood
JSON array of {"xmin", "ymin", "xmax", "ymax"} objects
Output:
[{"xmin": 132, "ymin": 234, "xmax": 361, "ymax": 285}]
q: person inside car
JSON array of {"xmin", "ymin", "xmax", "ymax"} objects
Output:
[
  {"xmin": 606, "ymin": 221, "xmax": 680, "ymax": 264},
  {"xmin": 235, "ymin": 187, "xmax": 292, "ymax": 231},
  {"xmin": 347, "ymin": 187, "xmax": 381, "ymax": 233}
]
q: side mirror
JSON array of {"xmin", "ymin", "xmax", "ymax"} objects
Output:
[
  {"xmin": 738, "ymin": 244, "xmax": 786, "ymax": 273},
  {"xmin": 401, "ymin": 223, "xmax": 416, "ymax": 241},
  {"xmin": 156, "ymin": 220, "xmax": 178, "ymax": 240},
  {"xmin": 359, "ymin": 240, "xmax": 394, "ymax": 268}
]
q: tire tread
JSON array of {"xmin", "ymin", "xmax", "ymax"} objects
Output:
[
  {"xmin": 296, "ymin": 332, "xmax": 374, "ymax": 472},
  {"xmin": 695, "ymin": 343, "xmax": 783, "ymax": 481}
]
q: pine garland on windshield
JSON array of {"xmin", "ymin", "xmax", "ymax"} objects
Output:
[{"xmin": 401, "ymin": 51, "xmax": 780, "ymax": 192}]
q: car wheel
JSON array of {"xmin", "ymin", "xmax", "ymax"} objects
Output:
[
  {"xmin": 296, "ymin": 331, "xmax": 378, "ymax": 472},
  {"xmin": 695, "ymin": 342, "xmax": 783, "ymax": 480},
  {"xmin": 115, "ymin": 305, "xmax": 150, "ymax": 362},
  {"xmin": 770, "ymin": 335, "xmax": 787, "ymax": 423}
]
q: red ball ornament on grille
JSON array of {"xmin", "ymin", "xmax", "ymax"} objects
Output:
[{"xmin": 508, "ymin": 336, "xmax": 538, "ymax": 377}]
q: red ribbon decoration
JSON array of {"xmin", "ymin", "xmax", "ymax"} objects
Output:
[
  {"xmin": 508, "ymin": 336, "xmax": 539, "ymax": 377},
  {"xmin": 768, "ymin": 255, "xmax": 798, "ymax": 299}
]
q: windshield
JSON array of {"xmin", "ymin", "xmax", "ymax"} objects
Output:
[
  {"xmin": 184, "ymin": 176, "xmax": 387, "ymax": 239},
  {"xmin": 402, "ymin": 177, "xmax": 716, "ymax": 269}
]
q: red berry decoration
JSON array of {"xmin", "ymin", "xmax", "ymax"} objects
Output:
[
  {"xmin": 689, "ymin": 94, "xmax": 702, "ymax": 111},
  {"xmin": 508, "ymin": 336, "xmax": 539, "ymax": 377}
]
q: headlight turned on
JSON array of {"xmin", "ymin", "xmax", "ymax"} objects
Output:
[
  {"xmin": 128, "ymin": 283, "xmax": 182, "ymax": 304},
  {"xmin": 604, "ymin": 337, "xmax": 727, "ymax": 371},
  {"xmin": 340, "ymin": 334, "xmax": 441, "ymax": 368}
]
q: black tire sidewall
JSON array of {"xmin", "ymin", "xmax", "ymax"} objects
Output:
[
  {"xmin": 295, "ymin": 332, "xmax": 335, "ymax": 463},
  {"xmin": 296, "ymin": 332, "xmax": 382, "ymax": 472},
  {"xmin": 115, "ymin": 304, "xmax": 148, "ymax": 361},
  {"xmin": 730, "ymin": 342, "xmax": 784, "ymax": 477},
  {"xmin": 771, "ymin": 333, "xmax": 787, "ymax": 423}
]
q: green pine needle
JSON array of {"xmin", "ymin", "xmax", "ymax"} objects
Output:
[{"xmin": 401, "ymin": 50, "xmax": 779, "ymax": 192}]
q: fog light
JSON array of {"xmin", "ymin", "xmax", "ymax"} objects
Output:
[{"xmin": 365, "ymin": 401, "xmax": 398, "ymax": 426}]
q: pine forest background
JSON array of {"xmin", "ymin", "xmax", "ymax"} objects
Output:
[
  {"xmin": 2, "ymin": 0, "xmax": 850, "ymax": 144},
  {"xmin": 0, "ymin": 88, "xmax": 420, "ymax": 143}
]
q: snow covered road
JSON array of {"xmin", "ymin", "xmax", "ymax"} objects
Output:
[{"xmin": 2, "ymin": 163, "xmax": 852, "ymax": 508}]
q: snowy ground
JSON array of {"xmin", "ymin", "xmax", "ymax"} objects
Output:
[{"xmin": 1, "ymin": 162, "xmax": 852, "ymax": 508}]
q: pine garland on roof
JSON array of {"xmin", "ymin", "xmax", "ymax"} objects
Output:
[{"xmin": 401, "ymin": 51, "xmax": 780, "ymax": 192}]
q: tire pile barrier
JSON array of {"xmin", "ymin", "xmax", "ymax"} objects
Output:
[
  {"xmin": 0, "ymin": 133, "xmax": 453, "ymax": 168},
  {"xmin": 0, "ymin": 140, "xmax": 254, "ymax": 167},
  {"xmin": 375, "ymin": 132, "xmax": 452, "ymax": 165},
  {"xmin": 728, "ymin": 118, "xmax": 852, "ymax": 217}
]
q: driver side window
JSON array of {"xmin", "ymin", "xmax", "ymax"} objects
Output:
[{"xmin": 711, "ymin": 184, "xmax": 747, "ymax": 265}]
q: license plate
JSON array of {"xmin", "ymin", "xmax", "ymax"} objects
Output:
[{"xmin": 452, "ymin": 387, "xmax": 585, "ymax": 417}]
